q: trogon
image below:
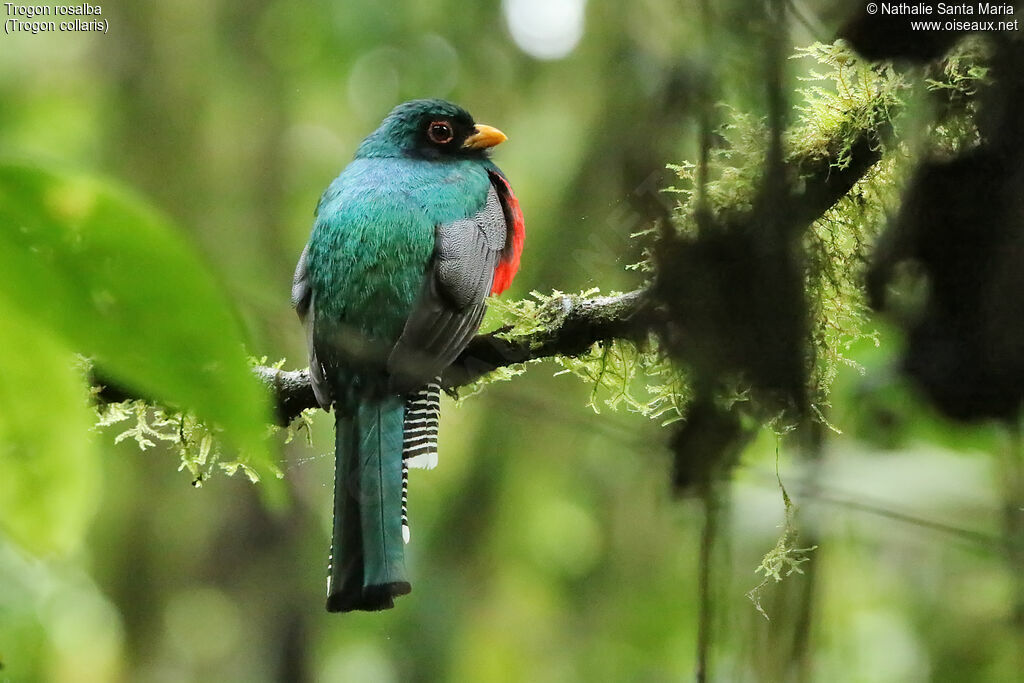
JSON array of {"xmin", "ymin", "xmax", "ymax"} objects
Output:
[{"xmin": 291, "ymin": 100, "xmax": 525, "ymax": 612}]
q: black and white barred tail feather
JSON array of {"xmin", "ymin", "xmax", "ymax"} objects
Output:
[
  {"xmin": 401, "ymin": 462, "xmax": 410, "ymax": 544},
  {"xmin": 399, "ymin": 379, "xmax": 441, "ymax": 544},
  {"xmin": 403, "ymin": 379, "xmax": 441, "ymax": 470}
]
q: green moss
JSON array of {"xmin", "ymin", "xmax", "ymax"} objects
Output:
[
  {"xmin": 91, "ymin": 355, "xmax": 300, "ymax": 486},
  {"xmin": 476, "ymin": 290, "xmax": 693, "ymax": 422},
  {"xmin": 746, "ymin": 443, "xmax": 817, "ymax": 621}
]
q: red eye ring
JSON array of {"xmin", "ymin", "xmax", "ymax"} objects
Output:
[{"xmin": 427, "ymin": 121, "xmax": 455, "ymax": 144}]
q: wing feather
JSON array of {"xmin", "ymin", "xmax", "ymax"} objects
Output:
[
  {"xmin": 292, "ymin": 243, "xmax": 332, "ymax": 407},
  {"xmin": 387, "ymin": 182, "xmax": 509, "ymax": 392}
]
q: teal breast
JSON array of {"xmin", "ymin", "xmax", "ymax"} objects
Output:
[{"xmin": 307, "ymin": 157, "xmax": 492, "ymax": 344}]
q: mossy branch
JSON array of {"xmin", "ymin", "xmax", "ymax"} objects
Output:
[
  {"xmin": 247, "ymin": 289, "xmax": 653, "ymax": 425},
  {"xmin": 94, "ymin": 43, "xmax": 905, "ymax": 432},
  {"xmin": 248, "ymin": 92, "xmax": 886, "ymax": 425},
  {"xmin": 98, "ymin": 105, "xmax": 885, "ymax": 428}
]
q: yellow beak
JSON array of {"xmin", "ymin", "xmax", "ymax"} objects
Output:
[{"xmin": 462, "ymin": 124, "xmax": 508, "ymax": 150}]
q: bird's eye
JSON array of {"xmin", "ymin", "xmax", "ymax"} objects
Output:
[{"xmin": 427, "ymin": 121, "xmax": 454, "ymax": 144}]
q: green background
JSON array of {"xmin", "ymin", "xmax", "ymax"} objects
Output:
[{"xmin": 0, "ymin": 1, "xmax": 1019, "ymax": 681}]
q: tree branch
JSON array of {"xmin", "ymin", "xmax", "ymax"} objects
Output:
[
  {"xmin": 97, "ymin": 90, "xmax": 892, "ymax": 427},
  {"xmin": 253, "ymin": 289, "xmax": 653, "ymax": 425},
  {"xmin": 443, "ymin": 289, "xmax": 652, "ymax": 388}
]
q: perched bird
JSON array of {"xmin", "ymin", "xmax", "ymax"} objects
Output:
[{"xmin": 291, "ymin": 100, "xmax": 525, "ymax": 612}]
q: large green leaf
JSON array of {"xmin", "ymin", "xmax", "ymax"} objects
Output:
[
  {"xmin": 0, "ymin": 160, "xmax": 274, "ymax": 479},
  {"xmin": 0, "ymin": 302, "xmax": 99, "ymax": 556}
]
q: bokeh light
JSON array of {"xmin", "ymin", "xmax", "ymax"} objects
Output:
[{"xmin": 503, "ymin": 0, "xmax": 587, "ymax": 60}]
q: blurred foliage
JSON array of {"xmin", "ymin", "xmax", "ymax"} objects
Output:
[
  {"xmin": 0, "ymin": 2, "xmax": 1022, "ymax": 682},
  {"xmin": 0, "ymin": 306, "xmax": 99, "ymax": 558},
  {"xmin": 0, "ymin": 161, "xmax": 276, "ymax": 480}
]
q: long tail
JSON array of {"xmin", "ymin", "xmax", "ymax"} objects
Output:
[{"xmin": 326, "ymin": 397, "xmax": 411, "ymax": 612}]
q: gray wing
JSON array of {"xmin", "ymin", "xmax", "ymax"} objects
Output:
[
  {"xmin": 292, "ymin": 243, "xmax": 332, "ymax": 408},
  {"xmin": 291, "ymin": 243, "xmax": 312, "ymax": 316},
  {"xmin": 387, "ymin": 183, "xmax": 509, "ymax": 393}
]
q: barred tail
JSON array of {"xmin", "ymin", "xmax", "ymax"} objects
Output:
[
  {"xmin": 403, "ymin": 379, "xmax": 441, "ymax": 470},
  {"xmin": 401, "ymin": 461, "xmax": 410, "ymax": 543}
]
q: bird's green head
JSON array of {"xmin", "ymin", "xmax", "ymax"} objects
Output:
[{"xmin": 355, "ymin": 99, "xmax": 507, "ymax": 161}]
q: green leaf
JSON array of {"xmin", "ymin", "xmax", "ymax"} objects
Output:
[
  {"xmin": 0, "ymin": 302, "xmax": 99, "ymax": 555},
  {"xmin": 0, "ymin": 160, "xmax": 275, "ymax": 481}
]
